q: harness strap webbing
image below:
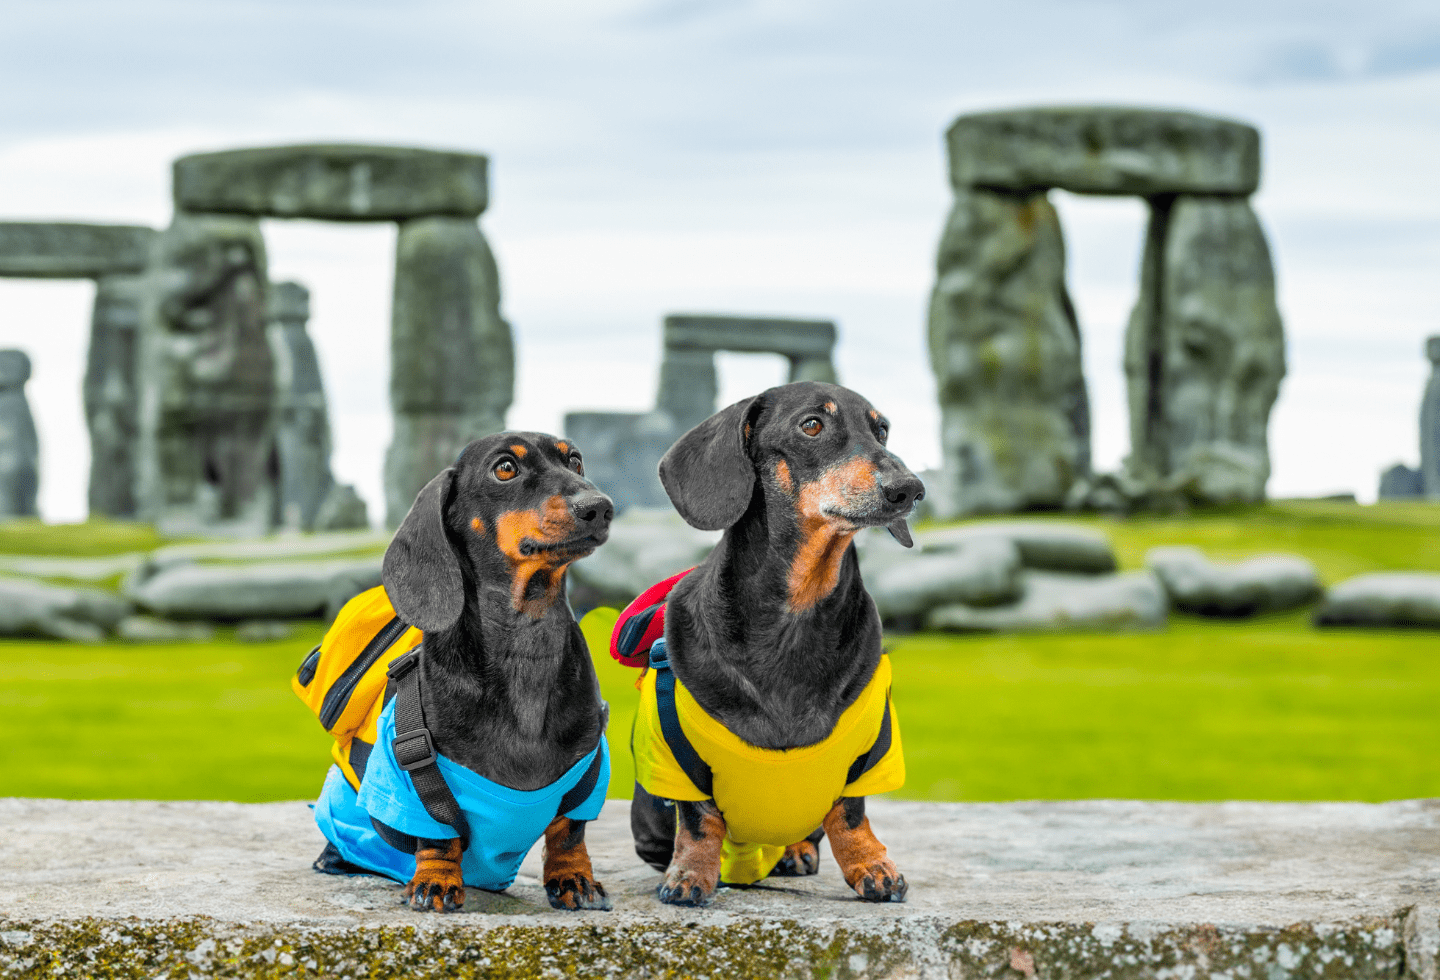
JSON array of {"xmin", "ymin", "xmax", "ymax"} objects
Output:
[
  {"xmin": 649, "ymin": 638, "xmax": 891, "ymax": 801},
  {"xmin": 388, "ymin": 648, "xmax": 473, "ymax": 850}
]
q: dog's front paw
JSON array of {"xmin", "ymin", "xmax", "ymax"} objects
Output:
[
  {"xmin": 844, "ymin": 858, "xmax": 907, "ymax": 903},
  {"xmin": 404, "ymin": 872, "xmax": 464, "ymax": 912},
  {"xmin": 546, "ymin": 873, "xmax": 613, "ymax": 911},
  {"xmin": 771, "ymin": 839, "xmax": 820, "ymax": 877},
  {"xmin": 656, "ymin": 865, "xmax": 718, "ymax": 906}
]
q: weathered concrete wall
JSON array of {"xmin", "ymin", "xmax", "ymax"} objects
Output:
[
  {"xmin": 2, "ymin": 798, "xmax": 1436, "ymax": 979},
  {"xmin": 173, "ymin": 144, "xmax": 489, "ymax": 221}
]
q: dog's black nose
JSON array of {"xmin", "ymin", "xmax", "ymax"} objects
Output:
[
  {"xmin": 569, "ymin": 490, "xmax": 614, "ymax": 529},
  {"xmin": 881, "ymin": 475, "xmax": 925, "ymax": 509}
]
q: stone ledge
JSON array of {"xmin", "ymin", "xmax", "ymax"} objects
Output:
[{"xmin": 2, "ymin": 798, "xmax": 1437, "ymax": 978}]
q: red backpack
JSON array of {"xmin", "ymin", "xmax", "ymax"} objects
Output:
[{"xmin": 609, "ymin": 568, "xmax": 693, "ymax": 668}]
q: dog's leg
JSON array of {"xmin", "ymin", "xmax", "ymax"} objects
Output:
[
  {"xmin": 656, "ymin": 799, "xmax": 724, "ymax": 906},
  {"xmin": 631, "ymin": 781, "xmax": 677, "ymax": 872},
  {"xmin": 771, "ymin": 826, "xmax": 824, "ymax": 877},
  {"xmin": 822, "ymin": 797, "xmax": 907, "ymax": 902},
  {"xmin": 404, "ymin": 837, "xmax": 465, "ymax": 912},
  {"xmin": 542, "ymin": 816, "xmax": 613, "ymax": 911}
]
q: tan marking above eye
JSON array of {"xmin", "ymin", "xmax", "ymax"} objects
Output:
[
  {"xmin": 471, "ymin": 517, "xmax": 486, "ymax": 535},
  {"xmin": 510, "ymin": 444, "xmax": 528, "ymax": 458},
  {"xmin": 868, "ymin": 409, "xmax": 878, "ymax": 420},
  {"xmin": 495, "ymin": 459, "xmax": 518, "ymax": 480},
  {"xmin": 801, "ymin": 417, "xmax": 823, "ymax": 436},
  {"xmin": 823, "ymin": 401, "xmax": 837, "ymax": 413},
  {"xmin": 556, "ymin": 441, "xmax": 570, "ymax": 454}
]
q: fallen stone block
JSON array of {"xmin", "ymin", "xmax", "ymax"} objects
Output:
[
  {"xmin": 0, "ymin": 576, "xmax": 132, "ymax": 641},
  {"xmin": 927, "ymin": 570, "xmax": 1166, "ymax": 632},
  {"xmin": 920, "ymin": 521, "xmax": 1117, "ymax": 574},
  {"xmin": 946, "ymin": 106, "xmax": 1260, "ymax": 195},
  {"xmin": 869, "ymin": 535, "xmax": 1021, "ymax": 624},
  {"xmin": 1314, "ymin": 572, "xmax": 1440, "ymax": 628},
  {"xmin": 127, "ymin": 558, "xmax": 382, "ymax": 620},
  {"xmin": 1147, "ymin": 546, "xmax": 1323, "ymax": 616},
  {"xmin": 0, "ymin": 798, "xmax": 1433, "ymax": 979},
  {"xmin": 116, "ymin": 615, "xmax": 215, "ymax": 643},
  {"xmin": 0, "ymin": 552, "xmax": 147, "ymax": 583},
  {"xmin": 235, "ymin": 619, "xmax": 295, "ymax": 643}
]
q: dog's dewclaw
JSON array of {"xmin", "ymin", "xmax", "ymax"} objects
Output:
[{"xmin": 886, "ymin": 518, "xmax": 914, "ymax": 548}]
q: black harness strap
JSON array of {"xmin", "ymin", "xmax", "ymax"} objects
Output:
[
  {"xmin": 845, "ymin": 689, "xmax": 893, "ymax": 787},
  {"xmin": 649, "ymin": 639, "xmax": 714, "ymax": 798},
  {"xmin": 387, "ymin": 648, "xmax": 472, "ymax": 850}
]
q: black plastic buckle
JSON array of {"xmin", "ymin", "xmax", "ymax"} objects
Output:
[
  {"xmin": 386, "ymin": 650, "xmax": 421, "ymax": 680},
  {"xmin": 392, "ymin": 728, "xmax": 437, "ymax": 771}
]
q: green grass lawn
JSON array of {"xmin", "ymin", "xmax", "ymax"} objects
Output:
[{"xmin": 1, "ymin": 503, "xmax": 1438, "ymax": 803}]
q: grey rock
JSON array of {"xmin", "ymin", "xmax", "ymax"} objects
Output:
[
  {"xmin": 235, "ymin": 619, "xmax": 295, "ymax": 642},
  {"xmin": 568, "ymin": 508, "xmax": 719, "ymax": 612},
  {"xmin": 1124, "ymin": 196, "xmax": 1284, "ymax": 505},
  {"xmin": 116, "ymin": 614, "xmax": 215, "ymax": 643},
  {"xmin": 1314, "ymin": 572, "xmax": 1440, "ymax": 628},
  {"xmin": 128, "ymin": 558, "xmax": 382, "ymax": 621},
  {"xmin": 0, "ymin": 221, "xmax": 154, "ymax": 278},
  {"xmin": 85, "ymin": 273, "xmax": 147, "ymax": 518},
  {"xmin": 927, "ymin": 570, "xmax": 1167, "ymax": 632},
  {"xmin": 0, "ymin": 552, "xmax": 146, "ymax": 582},
  {"xmin": 0, "ymin": 351, "xmax": 39, "ymax": 518},
  {"xmin": 137, "ymin": 213, "xmax": 277, "ymax": 535},
  {"xmin": 869, "ymin": 535, "xmax": 1022, "ymax": 624},
  {"xmin": 946, "ymin": 107, "xmax": 1260, "ymax": 196},
  {"xmin": 927, "ymin": 187, "xmax": 1089, "ymax": 516},
  {"xmin": 145, "ymin": 530, "xmax": 390, "ymax": 571},
  {"xmin": 563, "ymin": 411, "xmax": 677, "ymax": 513},
  {"xmin": 385, "ymin": 216, "xmax": 513, "ymax": 527},
  {"xmin": 312, "ymin": 483, "xmax": 370, "ymax": 532},
  {"xmin": 2, "ymin": 797, "xmax": 1430, "ymax": 980},
  {"xmin": 1380, "ymin": 462, "xmax": 1424, "ymax": 499},
  {"xmin": 173, "ymin": 144, "xmax": 489, "ymax": 221},
  {"xmin": 0, "ymin": 576, "xmax": 132, "ymax": 641},
  {"xmin": 269, "ymin": 281, "xmax": 335, "ymax": 531},
  {"xmin": 1146, "ymin": 546, "xmax": 1322, "ymax": 616},
  {"xmin": 1420, "ymin": 336, "xmax": 1440, "ymax": 496},
  {"xmin": 919, "ymin": 521, "xmax": 1117, "ymax": 574}
]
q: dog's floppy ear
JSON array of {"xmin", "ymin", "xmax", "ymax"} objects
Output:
[
  {"xmin": 382, "ymin": 467, "xmax": 464, "ymax": 633},
  {"xmin": 659, "ymin": 394, "xmax": 763, "ymax": 530}
]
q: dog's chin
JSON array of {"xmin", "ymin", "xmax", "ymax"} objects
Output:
[
  {"xmin": 518, "ymin": 533, "xmax": 607, "ymax": 563},
  {"xmin": 821, "ymin": 505, "xmax": 910, "ymax": 531}
]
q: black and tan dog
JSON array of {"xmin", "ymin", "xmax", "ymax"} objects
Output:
[
  {"xmin": 315, "ymin": 431, "xmax": 615, "ymax": 912},
  {"xmin": 628, "ymin": 381, "xmax": 923, "ymax": 905}
]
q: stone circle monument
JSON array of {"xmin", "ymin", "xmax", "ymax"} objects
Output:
[
  {"xmin": 0, "ymin": 221, "xmax": 156, "ymax": 517},
  {"xmin": 1377, "ymin": 335, "xmax": 1440, "ymax": 500},
  {"xmin": 566, "ymin": 314, "xmax": 838, "ymax": 512},
  {"xmin": 0, "ymin": 350, "xmax": 39, "ymax": 518},
  {"xmin": 170, "ymin": 144, "xmax": 514, "ymax": 527},
  {"xmin": 928, "ymin": 107, "xmax": 1285, "ymax": 516}
]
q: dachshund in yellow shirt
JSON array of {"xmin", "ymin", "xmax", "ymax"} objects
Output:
[{"xmin": 630, "ymin": 381, "xmax": 923, "ymax": 905}]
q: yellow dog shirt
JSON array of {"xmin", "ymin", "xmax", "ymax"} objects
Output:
[{"xmin": 632, "ymin": 641, "xmax": 905, "ymax": 884}]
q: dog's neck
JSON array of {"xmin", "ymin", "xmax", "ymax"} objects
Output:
[
  {"xmin": 417, "ymin": 569, "xmax": 603, "ymax": 789},
  {"xmin": 668, "ymin": 502, "xmax": 883, "ymax": 750}
]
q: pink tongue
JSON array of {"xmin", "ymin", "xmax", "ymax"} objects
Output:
[{"xmin": 886, "ymin": 519, "xmax": 914, "ymax": 548}]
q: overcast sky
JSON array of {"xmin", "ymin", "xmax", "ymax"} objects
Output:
[{"xmin": 2, "ymin": 0, "xmax": 1437, "ymax": 522}]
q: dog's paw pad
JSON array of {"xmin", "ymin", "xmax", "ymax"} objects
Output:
[
  {"xmin": 546, "ymin": 875, "xmax": 613, "ymax": 911},
  {"xmin": 850, "ymin": 863, "xmax": 907, "ymax": 903},
  {"xmin": 772, "ymin": 840, "xmax": 820, "ymax": 877}
]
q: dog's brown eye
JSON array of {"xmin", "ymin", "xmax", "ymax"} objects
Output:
[
  {"xmin": 877, "ymin": 424, "xmax": 889, "ymax": 443},
  {"xmin": 569, "ymin": 455, "xmax": 584, "ymax": 475},
  {"xmin": 801, "ymin": 417, "xmax": 823, "ymax": 437},
  {"xmin": 494, "ymin": 460, "xmax": 518, "ymax": 481}
]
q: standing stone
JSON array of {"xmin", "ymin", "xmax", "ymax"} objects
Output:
[
  {"xmin": 1419, "ymin": 337, "xmax": 1440, "ymax": 497},
  {"xmin": 1124, "ymin": 196, "xmax": 1284, "ymax": 504},
  {"xmin": 1379, "ymin": 463, "xmax": 1423, "ymax": 500},
  {"xmin": 927, "ymin": 187, "xmax": 1090, "ymax": 516},
  {"xmin": 386, "ymin": 216, "xmax": 513, "ymax": 526},
  {"xmin": 0, "ymin": 350, "xmax": 38, "ymax": 518},
  {"xmin": 137, "ymin": 213, "xmax": 277, "ymax": 533},
  {"xmin": 269, "ymin": 282, "xmax": 332, "ymax": 530},
  {"xmin": 84, "ymin": 274, "xmax": 146, "ymax": 518}
]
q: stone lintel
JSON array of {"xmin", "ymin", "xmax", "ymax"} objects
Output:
[
  {"xmin": 946, "ymin": 106, "xmax": 1261, "ymax": 196},
  {"xmin": 173, "ymin": 144, "xmax": 489, "ymax": 222},
  {"xmin": 663, "ymin": 313, "xmax": 836, "ymax": 359},
  {"xmin": 0, "ymin": 222, "xmax": 155, "ymax": 278}
]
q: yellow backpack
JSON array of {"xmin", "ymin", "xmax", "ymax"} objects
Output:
[{"xmin": 293, "ymin": 586, "xmax": 423, "ymax": 790}]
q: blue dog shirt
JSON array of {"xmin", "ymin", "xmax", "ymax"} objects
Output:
[{"xmin": 314, "ymin": 697, "xmax": 610, "ymax": 891}]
